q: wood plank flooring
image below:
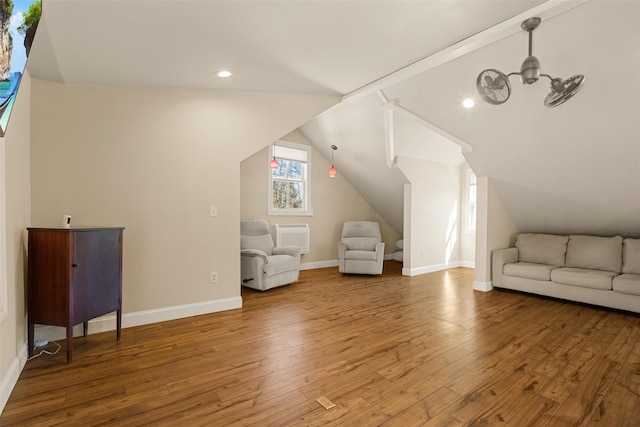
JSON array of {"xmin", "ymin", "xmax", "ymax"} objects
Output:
[{"xmin": 2, "ymin": 262, "xmax": 640, "ymax": 426}]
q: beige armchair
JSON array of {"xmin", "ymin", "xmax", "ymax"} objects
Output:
[
  {"xmin": 241, "ymin": 219, "xmax": 301, "ymax": 291},
  {"xmin": 338, "ymin": 221, "xmax": 385, "ymax": 275}
]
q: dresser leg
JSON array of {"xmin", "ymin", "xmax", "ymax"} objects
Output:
[
  {"xmin": 28, "ymin": 322, "xmax": 34, "ymax": 358},
  {"xmin": 116, "ymin": 309, "xmax": 122, "ymax": 341},
  {"xmin": 83, "ymin": 322, "xmax": 88, "ymax": 337},
  {"xmin": 66, "ymin": 326, "xmax": 73, "ymax": 364}
]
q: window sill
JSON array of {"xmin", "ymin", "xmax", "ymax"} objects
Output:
[{"xmin": 268, "ymin": 208, "xmax": 314, "ymax": 217}]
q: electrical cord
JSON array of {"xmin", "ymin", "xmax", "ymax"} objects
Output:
[{"xmin": 28, "ymin": 341, "xmax": 61, "ymax": 360}]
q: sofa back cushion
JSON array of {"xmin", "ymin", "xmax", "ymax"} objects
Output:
[
  {"xmin": 515, "ymin": 234, "xmax": 569, "ymax": 266},
  {"xmin": 565, "ymin": 235, "xmax": 623, "ymax": 273},
  {"xmin": 622, "ymin": 238, "xmax": 640, "ymax": 275}
]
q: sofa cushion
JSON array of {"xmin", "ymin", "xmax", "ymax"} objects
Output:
[
  {"xmin": 503, "ymin": 262, "xmax": 559, "ymax": 281},
  {"xmin": 515, "ymin": 234, "xmax": 568, "ymax": 266},
  {"xmin": 622, "ymin": 238, "xmax": 640, "ymax": 275},
  {"xmin": 551, "ymin": 267, "xmax": 617, "ymax": 290},
  {"xmin": 565, "ymin": 235, "xmax": 623, "ymax": 273},
  {"xmin": 344, "ymin": 250, "xmax": 377, "ymax": 261},
  {"xmin": 613, "ymin": 274, "xmax": 640, "ymax": 296}
]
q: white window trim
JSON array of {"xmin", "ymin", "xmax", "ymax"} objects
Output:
[
  {"xmin": 268, "ymin": 140, "xmax": 313, "ymax": 216},
  {"xmin": 464, "ymin": 168, "xmax": 477, "ymax": 234}
]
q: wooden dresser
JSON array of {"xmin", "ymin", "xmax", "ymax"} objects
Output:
[{"xmin": 27, "ymin": 227, "xmax": 124, "ymax": 363}]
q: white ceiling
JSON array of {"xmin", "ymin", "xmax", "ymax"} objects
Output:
[
  {"xmin": 29, "ymin": 0, "xmax": 640, "ymax": 237},
  {"xmin": 30, "ymin": 0, "xmax": 544, "ymax": 95}
]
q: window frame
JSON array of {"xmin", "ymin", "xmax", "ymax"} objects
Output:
[{"xmin": 268, "ymin": 140, "xmax": 313, "ymax": 216}]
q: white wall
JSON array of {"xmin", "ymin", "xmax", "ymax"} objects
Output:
[
  {"xmin": 397, "ymin": 156, "xmax": 463, "ymax": 276},
  {"xmin": 29, "ymin": 79, "xmax": 338, "ymax": 334},
  {"xmin": 0, "ymin": 71, "xmax": 31, "ymax": 412},
  {"xmin": 241, "ymin": 129, "xmax": 400, "ymax": 267},
  {"xmin": 460, "ymin": 166, "xmax": 476, "ymax": 266}
]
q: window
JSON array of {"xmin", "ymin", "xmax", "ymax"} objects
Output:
[
  {"xmin": 268, "ymin": 141, "xmax": 313, "ymax": 216},
  {"xmin": 466, "ymin": 169, "xmax": 477, "ymax": 232}
]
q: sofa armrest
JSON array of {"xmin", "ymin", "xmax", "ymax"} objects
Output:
[
  {"xmin": 492, "ymin": 247, "xmax": 519, "ymax": 287},
  {"xmin": 375, "ymin": 242, "xmax": 385, "ymax": 274},
  {"xmin": 338, "ymin": 242, "xmax": 347, "ymax": 272},
  {"xmin": 241, "ymin": 249, "xmax": 268, "ymax": 262},
  {"xmin": 273, "ymin": 246, "xmax": 301, "ymax": 262}
]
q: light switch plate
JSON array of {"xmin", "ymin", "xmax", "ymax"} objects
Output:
[{"xmin": 209, "ymin": 205, "xmax": 218, "ymax": 217}]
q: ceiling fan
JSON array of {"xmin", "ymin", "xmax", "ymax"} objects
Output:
[{"xmin": 476, "ymin": 17, "xmax": 585, "ymax": 108}]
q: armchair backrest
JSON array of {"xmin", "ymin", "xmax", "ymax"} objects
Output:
[
  {"xmin": 341, "ymin": 221, "xmax": 381, "ymax": 251},
  {"xmin": 241, "ymin": 219, "xmax": 274, "ymax": 255}
]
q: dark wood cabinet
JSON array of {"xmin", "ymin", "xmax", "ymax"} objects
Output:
[{"xmin": 27, "ymin": 227, "xmax": 124, "ymax": 363}]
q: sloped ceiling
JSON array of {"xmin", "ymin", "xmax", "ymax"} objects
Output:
[
  {"xmin": 29, "ymin": 1, "xmax": 543, "ymax": 94},
  {"xmin": 383, "ymin": 1, "xmax": 640, "ymax": 236},
  {"xmin": 28, "ymin": 0, "xmax": 640, "ymax": 237}
]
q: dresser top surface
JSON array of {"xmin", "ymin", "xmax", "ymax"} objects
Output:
[{"xmin": 28, "ymin": 227, "xmax": 125, "ymax": 232}]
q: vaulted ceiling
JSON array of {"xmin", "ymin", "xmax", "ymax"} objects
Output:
[{"xmin": 29, "ymin": 0, "xmax": 640, "ymax": 237}]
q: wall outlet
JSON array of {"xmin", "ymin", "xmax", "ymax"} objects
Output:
[
  {"xmin": 210, "ymin": 272, "xmax": 218, "ymax": 283},
  {"xmin": 421, "ymin": 250, "xmax": 425, "ymax": 256},
  {"xmin": 209, "ymin": 205, "xmax": 218, "ymax": 217},
  {"xmin": 35, "ymin": 340, "xmax": 48, "ymax": 348}
]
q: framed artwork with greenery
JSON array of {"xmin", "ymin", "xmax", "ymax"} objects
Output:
[{"xmin": 0, "ymin": 0, "xmax": 41, "ymax": 137}]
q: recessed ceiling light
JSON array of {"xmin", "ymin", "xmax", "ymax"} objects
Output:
[
  {"xmin": 217, "ymin": 70, "xmax": 232, "ymax": 78},
  {"xmin": 463, "ymin": 98, "xmax": 475, "ymax": 109}
]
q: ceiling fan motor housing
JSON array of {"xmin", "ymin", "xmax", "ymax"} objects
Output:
[
  {"xmin": 550, "ymin": 77, "xmax": 566, "ymax": 93},
  {"xmin": 520, "ymin": 55, "xmax": 540, "ymax": 84}
]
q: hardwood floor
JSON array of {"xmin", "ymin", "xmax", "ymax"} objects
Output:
[{"xmin": 2, "ymin": 262, "xmax": 640, "ymax": 426}]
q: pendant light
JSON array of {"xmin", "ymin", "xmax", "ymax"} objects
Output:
[
  {"xmin": 329, "ymin": 145, "xmax": 337, "ymax": 177},
  {"xmin": 270, "ymin": 142, "xmax": 279, "ymax": 169}
]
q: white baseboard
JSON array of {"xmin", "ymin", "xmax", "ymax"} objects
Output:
[
  {"xmin": 300, "ymin": 259, "xmax": 338, "ymax": 270},
  {"xmin": 473, "ymin": 281, "xmax": 493, "ymax": 292},
  {"xmin": 35, "ymin": 296, "xmax": 243, "ymax": 342},
  {"xmin": 301, "ymin": 255, "xmax": 398, "ymax": 270},
  {"xmin": 460, "ymin": 260, "xmax": 475, "ymax": 269},
  {"xmin": 402, "ymin": 261, "xmax": 471, "ymax": 276},
  {"xmin": 1, "ymin": 342, "xmax": 27, "ymax": 414}
]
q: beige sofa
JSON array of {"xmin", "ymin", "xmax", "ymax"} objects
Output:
[{"xmin": 492, "ymin": 234, "xmax": 640, "ymax": 313}]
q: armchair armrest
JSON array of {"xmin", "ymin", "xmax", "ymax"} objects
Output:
[
  {"xmin": 241, "ymin": 249, "xmax": 268, "ymax": 262},
  {"xmin": 273, "ymin": 246, "xmax": 301, "ymax": 262},
  {"xmin": 492, "ymin": 247, "xmax": 519, "ymax": 287}
]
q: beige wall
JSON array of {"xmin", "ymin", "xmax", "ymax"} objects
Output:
[
  {"xmin": 473, "ymin": 176, "xmax": 518, "ymax": 290},
  {"xmin": 0, "ymin": 71, "xmax": 31, "ymax": 411},
  {"xmin": 397, "ymin": 156, "xmax": 463, "ymax": 275},
  {"xmin": 241, "ymin": 129, "xmax": 400, "ymax": 265},
  {"xmin": 30, "ymin": 79, "xmax": 338, "ymax": 317}
]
